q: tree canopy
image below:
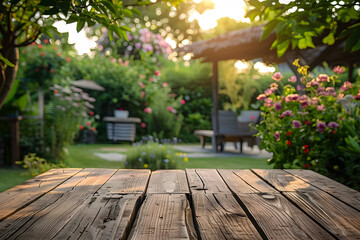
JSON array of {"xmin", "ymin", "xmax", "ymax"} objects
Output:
[
  {"xmin": 245, "ymin": 0, "xmax": 360, "ymax": 57},
  {"xmin": 0, "ymin": 0, "xmax": 182, "ymax": 108}
]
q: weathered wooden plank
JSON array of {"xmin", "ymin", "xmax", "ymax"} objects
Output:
[
  {"xmin": 285, "ymin": 169, "xmax": 360, "ymax": 211},
  {"xmin": 218, "ymin": 169, "xmax": 277, "ymax": 194},
  {"xmin": 0, "ymin": 168, "xmax": 82, "ymax": 221},
  {"xmin": 147, "ymin": 170, "xmax": 189, "ymax": 194},
  {"xmin": 186, "ymin": 169, "xmax": 231, "ymax": 194},
  {"xmin": 192, "ymin": 193, "xmax": 261, "ymax": 240},
  {"xmin": 51, "ymin": 169, "xmax": 150, "ymax": 240},
  {"xmin": 284, "ymin": 191, "xmax": 360, "ymax": 239},
  {"xmin": 0, "ymin": 168, "xmax": 116, "ymax": 240},
  {"xmin": 96, "ymin": 169, "xmax": 150, "ymax": 195},
  {"xmin": 253, "ymin": 169, "xmax": 360, "ymax": 239},
  {"xmin": 52, "ymin": 194, "xmax": 142, "ymax": 240},
  {"xmin": 218, "ymin": 170, "xmax": 334, "ymax": 239},
  {"xmin": 128, "ymin": 194, "xmax": 197, "ymax": 240},
  {"xmin": 253, "ymin": 169, "xmax": 313, "ymax": 192},
  {"xmin": 238, "ymin": 193, "xmax": 335, "ymax": 240}
]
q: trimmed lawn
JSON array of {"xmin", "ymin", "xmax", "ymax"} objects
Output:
[
  {"xmin": 0, "ymin": 169, "xmax": 32, "ymax": 192},
  {"xmin": 0, "ymin": 143, "xmax": 271, "ymax": 192}
]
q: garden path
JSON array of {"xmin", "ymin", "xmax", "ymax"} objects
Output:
[{"xmin": 173, "ymin": 143, "xmax": 272, "ymax": 159}]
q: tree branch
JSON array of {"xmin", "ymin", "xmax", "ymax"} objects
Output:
[{"xmin": 14, "ymin": 31, "xmax": 41, "ymax": 48}]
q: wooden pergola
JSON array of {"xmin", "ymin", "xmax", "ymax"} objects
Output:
[{"xmin": 179, "ymin": 25, "xmax": 360, "ymax": 151}]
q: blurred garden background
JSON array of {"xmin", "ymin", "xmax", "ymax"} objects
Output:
[{"xmin": 0, "ymin": 0, "xmax": 359, "ymax": 192}]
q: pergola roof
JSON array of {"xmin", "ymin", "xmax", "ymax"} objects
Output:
[{"xmin": 180, "ymin": 25, "xmax": 360, "ymax": 69}]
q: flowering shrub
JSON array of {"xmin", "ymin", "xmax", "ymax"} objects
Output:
[
  {"xmin": 44, "ymin": 85, "xmax": 96, "ymax": 162},
  {"xmin": 256, "ymin": 60, "xmax": 360, "ymax": 189},
  {"xmin": 125, "ymin": 142, "xmax": 188, "ymax": 170},
  {"xmin": 139, "ymin": 70, "xmax": 184, "ymax": 139}
]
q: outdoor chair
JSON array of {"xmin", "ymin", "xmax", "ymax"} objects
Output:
[{"xmin": 194, "ymin": 110, "xmax": 261, "ymax": 152}]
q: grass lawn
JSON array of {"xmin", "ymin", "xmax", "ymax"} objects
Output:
[
  {"xmin": 0, "ymin": 169, "xmax": 32, "ymax": 193},
  {"xmin": 0, "ymin": 143, "xmax": 271, "ymax": 192}
]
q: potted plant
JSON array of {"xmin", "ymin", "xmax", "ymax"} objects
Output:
[{"xmin": 114, "ymin": 107, "xmax": 129, "ymax": 118}]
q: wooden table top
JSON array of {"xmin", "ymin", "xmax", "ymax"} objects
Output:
[{"xmin": 0, "ymin": 168, "xmax": 359, "ymax": 239}]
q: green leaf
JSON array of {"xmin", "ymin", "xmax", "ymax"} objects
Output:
[
  {"xmin": 100, "ymin": 1, "xmax": 117, "ymax": 15},
  {"xmin": 120, "ymin": 25, "xmax": 131, "ymax": 32},
  {"xmin": 76, "ymin": 19, "xmax": 85, "ymax": 32},
  {"xmin": 0, "ymin": 53, "xmax": 15, "ymax": 67},
  {"xmin": 298, "ymin": 38, "xmax": 307, "ymax": 49},
  {"xmin": 344, "ymin": 28, "xmax": 360, "ymax": 51},
  {"xmin": 131, "ymin": 8, "xmax": 141, "ymax": 16},
  {"xmin": 13, "ymin": 93, "xmax": 28, "ymax": 111},
  {"xmin": 261, "ymin": 20, "xmax": 277, "ymax": 41},
  {"xmin": 3, "ymin": 78, "xmax": 19, "ymax": 105},
  {"xmin": 108, "ymin": 29, "xmax": 113, "ymax": 42},
  {"xmin": 322, "ymin": 32, "xmax": 335, "ymax": 45},
  {"xmin": 277, "ymin": 39, "xmax": 290, "ymax": 57},
  {"xmin": 122, "ymin": 9, "xmax": 133, "ymax": 18}
]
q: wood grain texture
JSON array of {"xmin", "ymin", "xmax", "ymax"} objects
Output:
[
  {"xmin": 285, "ymin": 169, "xmax": 360, "ymax": 211},
  {"xmin": 96, "ymin": 169, "xmax": 150, "ymax": 195},
  {"xmin": 218, "ymin": 169, "xmax": 277, "ymax": 194},
  {"xmin": 51, "ymin": 169, "xmax": 150, "ymax": 240},
  {"xmin": 253, "ymin": 169, "xmax": 314, "ymax": 192},
  {"xmin": 219, "ymin": 169, "xmax": 334, "ymax": 239},
  {"xmin": 284, "ymin": 191, "xmax": 360, "ymax": 239},
  {"xmin": 192, "ymin": 193, "xmax": 261, "ymax": 240},
  {"xmin": 128, "ymin": 194, "xmax": 197, "ymax": 240},
  {"xmin": 0, "ymin": 168, "xmax": 82, "ymax": 221},
  {"xmin": 0, "ymin": 168, "xmax": 116, "ymax": 240},
  {"xmin": 238, "ymin": 193, "xmax": 335, "ymax": 240},
  {"xmin": 147, "ymin": 170, "xmax": 189, "ymax": 194},
  {"xmin": 186, "ymin": 169, "xmax": 231, "ymax": 194},
  {"xmin": 52, "ymin": 194, "xmax": 142, "ymax": 240}
]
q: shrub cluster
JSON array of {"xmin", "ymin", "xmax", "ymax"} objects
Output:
[{"xmin": 257, "ymin": 60, "xmax": 360, "ymax": 189}]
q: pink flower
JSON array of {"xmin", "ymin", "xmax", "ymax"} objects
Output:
[
  {"xmin": 296, "ymin": 85, "xmax": 303, "ymax": 91},
  {"xmin": 270, "ymin": 83, "xmax": 278, "ymax": 90},
  {"xmin": 272, "ymin": 72, "xmax": 283, "ymax": 82},
  {"xmin": 317, "ymin": 121, "xmax": 326, "ymax": 133},
  {"xmin": 317, "ymin": 74, "xmax": 330, "ymax": 82},
  {"xmin": 328, "ymin": 122, "xmax": 339, "ymax": 129},
  {"xmin": 264, "ymin": 88, "xmax": 273, "ymax": 96},
  {"xmin": 154, "ymin": 70, "xmax": 160, "ymax": 76},
  {"xmin": 139, "ymin": 74, "xmax": 145, "ymax": 79},
  {"xmin": 292, "ymin": 120, "xmax": 302, "ymax": 128},
  {"xmin": 326, "ymin": 87, "xmax": 336, "ymax": 96},
  {"xmin": 274, "ymin": 102, "xmax": 282, "ymax": 111},
  {"xmin": 163, "ymin": 82, "xmax": 168, "ymax": 87},
  {"xmin": 273, "ymin": 132, "xmax": 280, "ymax": 141},
  {"xmin": 340, "ymin": 81, "xmax": 352, "ymax": 92},
  {"xmin": 311, "ymin": 97, "xmax": 318, "ymax": 106},
  {"xmin": 280, "ymin": 110, "xmax": 293, "ymax": 119},
  {"xmin": 144, "ymin": 107, "xmax": 152, "ymax": 114},
  {"xmin": 299, "ymin": 95, "xmax": 310, "ymax": 108},
  {"xmin": 141, "ymin": 123, "xmax": 146, "ymax": 128},
  {"xmin": 288, "ymin": 76, "xmax": 297, "ymax": 83},
  {"xmin": 149, "ymin": 77, "xmax": 153, "ymax": 82},
  {"xmin": 141, "ymin": 91, "xmax": 146, "ymax": 98},
  {"xmin": 333, "ymin": 65, "xmax": 344, "ymax": 74},
  {"xmin": 257, "ymin": 94, "xmax": 267, "ymax": 101},
  {"xmin": 180, "ymin": 99, "xmax": 186, "ymax": 104},
  {"xmin": 250, "ymin": 116, "xmax": 255, "ymax": 120},
  {"xmin": 317, "ymin": 104, "xmax": 326, "ymax": 111},
  {"xmin": 264, "ymin": 98, "xmax": 273, "ymax": 107},
  {"xmin": 138, "ymin": 82, "xmax": 145, "ymax": 88},
  {"xmin": 167, "ymin": 106, "xmax": 173, "ymax": 112}
]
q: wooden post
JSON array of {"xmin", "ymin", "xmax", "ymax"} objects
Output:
[
  {"xmin": 212, "ymin": 61, "xmax": 219, "ymax": 152},
  {"xmin": 0, "ymin": 116, "xmax": 22, "ymax": 166},
  {"xmin": 348, "ymin": 62, "xmax": 354, "ymax": 83}
]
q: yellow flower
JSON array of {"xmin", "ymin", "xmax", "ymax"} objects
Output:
[
  {"xmin": 144, "ymin": 163, "xmax": 149, "ymax": 168},
  {"xmin": 293, "ymin": 59, "xmax": 300, "ymax": 67},
  {"xmin": 166, "ymin": 154, "xmax": 169, "ymax": 158},
  {"xmin": 184, "ymin": 157, "xmax": 188, "ymax": 162}
]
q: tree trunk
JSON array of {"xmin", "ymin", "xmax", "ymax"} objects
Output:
[{"xmin": 0, "ymin": 46, "xmax": 19, "ymax": 109}]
